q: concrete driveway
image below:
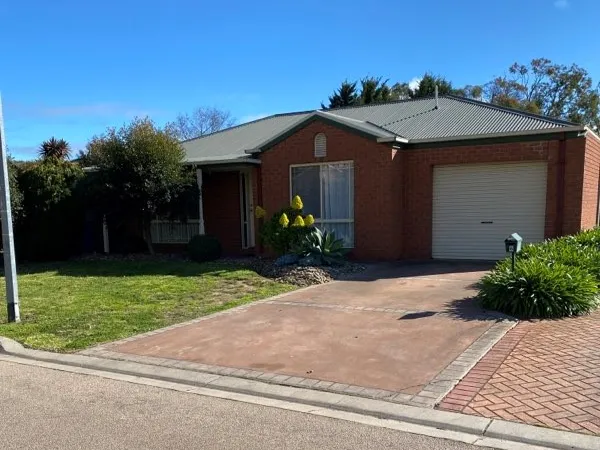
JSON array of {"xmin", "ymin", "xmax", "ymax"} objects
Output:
[{"xmin": 99, "ymin": 262, "xmax": 502, "ymax": 400}]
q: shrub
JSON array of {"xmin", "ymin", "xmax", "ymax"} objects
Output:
[
  {"xmin": 519, "ymin": 237, "xmax": 600, "ymax": 281},
  {"xmin": 566, "ymin": 228, "xmax": 600, "ymax": 250},
  {"xmin": 15, "ymin": 159, "xmax": 85, "ymax": 261},
  {"xmin": 479, "ymin": 258, "xmax": 599, "ymax": 319},
  {"xmin": 260, "ymin": 206, "xmax": 311, "ymax": 255},
  {"xmin": 88, "ymin": 118, "xmax": 189, "ymax": 254},
  {"xmin": 188, "ymin": 234, "xmax": 222, "ymax": 262},
  {"xmin": 292, "ymin": 227, "xmax": 348, "ymax": 266}
]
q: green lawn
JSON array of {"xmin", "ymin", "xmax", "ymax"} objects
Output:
[{"xmin": 0, "ymin": 260, "xmax": 294, "ymax": 352}]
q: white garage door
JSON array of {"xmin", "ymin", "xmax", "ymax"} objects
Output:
[{"xmin": 432, "ymin": 162, "xmax": 547, "ymax": 260}]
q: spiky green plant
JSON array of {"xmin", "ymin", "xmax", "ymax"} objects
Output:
[
  {"xmin": 39, "ymin": 137, "xmax": 70, "ymax": 160},
  {"xmin": 293, "ymin": 227, "xmax": 348, "ymax": 266}
]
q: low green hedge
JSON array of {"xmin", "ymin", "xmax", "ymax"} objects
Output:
[
  {"xmin": 479, "ymin": 258, "xmax": 599, "ymax": 319},
  {"xmin": 479, "ymin": 228, "xmax": 600, "ymax": 319}
]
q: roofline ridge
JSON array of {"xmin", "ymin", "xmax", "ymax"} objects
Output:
[
  {"xmin": 320, "ymin": 96, "xmax": 431, "ymax": 112},
  {"xmin": 443, "ymin": 94, "xmax": 577, "ymax": 126}
]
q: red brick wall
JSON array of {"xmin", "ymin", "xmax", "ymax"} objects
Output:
[
  {"xmin": 400, "ymin": 139, "xmax": 582, "ymax": 259},
  {"xmin": 258, "ymin": 119, "xmax": 594, "ymax": 260},
  {"xmin": 580, "ymin": 134, "xmax": 600, "ymax": 229},
  {"xmin": 259, "ymin": 121, "xmax": 400, "ymax": 260},
  {"xmin": 561, "ymin": 137, "xmax": 586, "ymax": 234},
  {"xmin": 202, "ymin": 171, "xmax": 242, "ymax": 255}
]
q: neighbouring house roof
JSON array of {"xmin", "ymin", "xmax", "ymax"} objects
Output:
[{"xmin": 182, "ymin": 95, "xmax": 584, "ymax": 164}]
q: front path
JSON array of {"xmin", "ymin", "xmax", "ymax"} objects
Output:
[{"xmin": 439, "ymin": 311, "xmax": 600, "ymax": 435}]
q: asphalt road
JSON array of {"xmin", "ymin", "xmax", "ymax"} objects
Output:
[{"xmin": 0, "ymin": 360, "xmax": 488, "ymax": 450}]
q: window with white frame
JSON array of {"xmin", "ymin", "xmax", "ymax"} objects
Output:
[{"xmin": 290, "ymin": 162, "xmax": 354, "ymax": 247}]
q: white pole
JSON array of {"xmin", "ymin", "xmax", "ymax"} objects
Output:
[
  {"xmin": 0, "ymin": 93, "xmax": 20, "ymax": 322},
  {"xmin": 196, "ymin": 168, "xmax": 205, "ymax": 235},
  {"xmin": 102, "ymin": 215, "xmax": 110, "ymax": 254}
]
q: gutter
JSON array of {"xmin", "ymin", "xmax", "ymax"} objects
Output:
[
  {"xmin": 183, "ymin": 158, "xmax": 261, "ymax": 166},
  {"xmin": 408, "ymin": 125, "xmax": 586, "ymax": 145},
  {"xmin": 376, "ymin": 136, "xmax": 409, "ymax": 144}
]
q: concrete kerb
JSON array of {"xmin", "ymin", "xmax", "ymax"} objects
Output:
[{"xmin": 1, "ymin": 338, "xmax": 599, "ymax": 450}]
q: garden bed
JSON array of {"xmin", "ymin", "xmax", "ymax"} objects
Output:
[
  {"xmin": 240, "ymin": 258, "xmax": 366, "ymax": 287},
  {"xmin": 479, "ymin": 228, "xmax": 600, "ymax": 319}
]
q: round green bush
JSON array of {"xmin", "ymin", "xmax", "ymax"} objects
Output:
[
  {"xmin": 188, "ymin": 234, "xmax": 222, "ymax": 263},
  {"xmin": 479, "ymin": 258, "xmax": 599, "ymax": 319}
]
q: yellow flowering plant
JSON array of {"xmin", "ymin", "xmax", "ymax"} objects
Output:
[
  {"xmin": 291, "ymin": 195, "xmax": 303, "ymax": 210},
  {"xmin": 259, "ymin": 195, "xmax": 317, "ymax": 255},
  {"xmin": 255, "ymin": 206, "xmax": 266, "ymax": 219},
  {"xmin": 292, "ymin": 215, "xmax": 305, "ymax": 227}
]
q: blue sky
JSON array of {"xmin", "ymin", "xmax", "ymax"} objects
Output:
[{"xmin": 1, "ymin": 0, "xmax": 598, "ymax": 159}]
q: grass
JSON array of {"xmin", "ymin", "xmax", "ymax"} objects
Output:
[{"xmin": 0, "ymin": 259, "xmax": 295, "ymax": 352}]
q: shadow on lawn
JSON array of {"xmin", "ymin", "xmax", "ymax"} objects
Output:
[{"xmin": 10, "ymin": 259, "xmax": 254, "ymax": 279}]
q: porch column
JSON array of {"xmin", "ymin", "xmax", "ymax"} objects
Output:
[{"xmin": 196, "ymin": 168, "xmax": 206, "ymax": 235}]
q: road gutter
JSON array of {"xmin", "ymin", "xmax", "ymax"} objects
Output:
[{"xmin": 1, "ymin": 336, "xmax": 598, "ymax": 450}]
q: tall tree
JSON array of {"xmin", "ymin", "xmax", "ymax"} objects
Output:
[
  {"xmin": 87, "ymin": 118, "xmax": 190, "ymax": 254},
  {"xmin": 410, "ymin": 73, "xmax": 454, "ymax": 98},
  {"xmin": 321, "ymin": 80, "xmax": 359, "ymax": 109},
  {"xmin": 484, "ymin": 58, "xmax": 600, "ymax": 127},
  {"xmin": 166, "ymin": 107, "xmax": 235, "ymax": 140},
  {"xmin": 39, "ymin": 137, "xmax": 70, "ymax": 160},
  {"xmin": 390, "ymin": 82, "xmax": 412, "ymax": 100},
  {"xmin": 359, "ymin": 77, "xmax": 392, "ymax": 104},
  {"xmin": 322, "ymin": 77, "xmax": 393, "ymax": 109}
]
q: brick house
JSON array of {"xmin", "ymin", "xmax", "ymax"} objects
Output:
[{"xmin": 152, "ymin": 95, "xmax": 600, "ymax": 260}]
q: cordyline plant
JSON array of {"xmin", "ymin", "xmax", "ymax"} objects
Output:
[{"xmin": 39, "ymin": 137, "xmax": 71, "ymax": 160}]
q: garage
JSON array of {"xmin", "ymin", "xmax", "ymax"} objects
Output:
[{"xmin": 432, "ymin": 162, "xmax": 548, "ymax": 260}]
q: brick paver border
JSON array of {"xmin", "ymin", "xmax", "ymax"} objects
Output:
[
  {"xmin": 438, "ymin": 325, "xmax": 529, "ymax": 412},
  {"xmin": 412, "ymin": 319, "xmax": 517, "ymax": 407}
]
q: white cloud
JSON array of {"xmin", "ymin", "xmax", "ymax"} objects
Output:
[
  {"xmin": 554, "ymin": 0, "xmax": 569, "ymax": 9},
  {"xmin": 408, "ymin": 77, "xmax": 421, "ymax": 91},
  {"xmin": 239, "ymin": 113, "xmax": 270, "ymax": 123}
]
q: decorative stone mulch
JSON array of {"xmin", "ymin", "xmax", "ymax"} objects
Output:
[{"xmin": 228, "ymin": 257, "xmax": 366, "ymax": 287}]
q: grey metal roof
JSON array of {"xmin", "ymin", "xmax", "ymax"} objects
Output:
[
  {"xmin": 183, "ymin": 95, "xmax": 579, "ymax": 163},
  {"xmin": 330, "ymin": 96, "xmax": 576, "ymax": 141},
  {"xmin": 182, "ymin": 112, "xmax": 310, "ymax": 163}
]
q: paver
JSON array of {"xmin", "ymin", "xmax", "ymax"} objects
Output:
[{"xmin": 439, "ymin": 311, "xmax": 600, "ymax": 435}]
